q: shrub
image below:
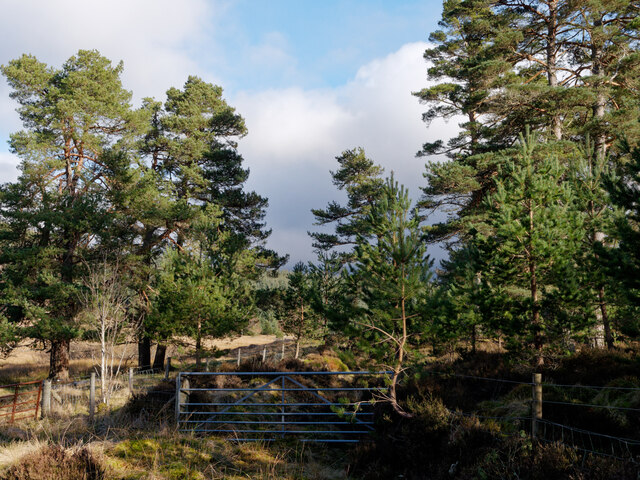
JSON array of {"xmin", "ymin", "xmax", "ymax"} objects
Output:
[{"xmin": 1, "ymin": 445, "xmax": 104, "ymax": 480}]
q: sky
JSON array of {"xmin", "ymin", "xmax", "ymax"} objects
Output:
[{"xmin": 0, "ymin": 0, "xmax": 455, "ymax": 266}]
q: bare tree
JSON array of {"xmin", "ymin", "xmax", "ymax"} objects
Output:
[{"xmin": 79, "ymin": 261, "xmax": 136, "ymax": 405}]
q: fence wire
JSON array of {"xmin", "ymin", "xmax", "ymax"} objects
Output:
[
  {"xmin": 537, "ymin": 419, "xmax": 640, "ymax": 462},
  {"xmin": 49, "ymin": 367, "xmax": 167, "ymax": 413},
  {"xmin": 427, "ymin": 369, "xmax": 640, "ymax": 464}
]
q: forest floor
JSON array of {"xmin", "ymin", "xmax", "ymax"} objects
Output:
[
  {"xmin": 0, "ymin": 335, "xmax": 355, "ymax": 479},
  {"xmin": 2, "ymin": 340, "xmax": 640, "ymax": 479}
]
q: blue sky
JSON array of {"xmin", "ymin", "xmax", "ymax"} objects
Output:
[
  {"xmin": 0, "ymin": 0, "xmax": 453, "ymax": 265},
  {"xmin": 205, "ymin": 0, "xmax": 441, "ymax": 91}
]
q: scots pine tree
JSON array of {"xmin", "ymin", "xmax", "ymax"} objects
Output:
[
  {"xmin": 0, "ymin": 50, "xmax": 142, "ymax": 379},
  {"xmin": 477, "ymin": 132, "xmax": 585, "ymax": 367},
  {"xmin": 309, "ymin": 148, "xmax": 384, "ymax": 259},
  {"xmin": 350, "ymin": 176, "xmax": 432, "ymax": 417}
]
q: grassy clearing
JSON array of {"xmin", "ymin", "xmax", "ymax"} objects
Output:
[
  {"xmin": 0, "ymin": 427, "xmax": 353, "ymax": 480},
  {"xmin": 102, "ymin": 435, "xmax": 350, "ymax": 480}
]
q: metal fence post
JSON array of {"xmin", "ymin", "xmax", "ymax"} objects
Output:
[
  {"xmin": 281, "ymin": 375, "xmax": 285, "ymax": 437},
  {"xmin": 128, "ymin": 367, "xmax": 134, "ymax": 395},
  {"xmin": 165, "ymin": 357, "xmax": 171, "ymax": 380},
  {"xmin": 89, "ymin": 372, "xmax": 96, "ymax": 420},
  {"xmin": 532, "ymin": 373, "xmax": 542, "ymax": 440},
  {"xmin": 41, "ymin": 379, "xmax": 51, "ymax": 418}
]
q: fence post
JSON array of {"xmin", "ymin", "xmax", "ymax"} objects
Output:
[
  {"xmin": 237, "ymin": 348, "xmax": 241, "ymax": 367},
  {"xmin": 165, "ymin": 357, "xmax": 171, "ymax": 380},
  {"xmin": 175, "ymin": 374, "xmax": 181, "ymax": 425},
  {"xmin": 281, "ymin": 375, "xmax": 286, "ymax": 437},
  {"xmin": 41, "ymin": 379, "xmax": 51, "ymax": 418},
  {"xmin": 89, "ymin": 372, "xmax": 96, "ymax": 421},
  {"xmin": 34, "ymin": 380, "xmax": 43, "ymax": 420},
  {"xmin": 205, "ymin": 359, "xmax": 210, "ymax": 372},
  {"xmin": 281, "ymin": 342, "xmax": 285, "ymax": 361},
  {"xmin": 262, "ymin": 346, "xmax": 267, "ymax": 363},
  {"xmin": 175, "ymin": 374, "xmax": 189, "ymax": 427},
  {"xmin": 128, "ymin": 367, "xmax": 134, "ymax": 395},
  {"xmin": 532, "ymin": 373, "xmax": 542, "ymax": 440},
  {"xmin": 10, "ymin": 384, "xmax": 19, "ymax": 424}
]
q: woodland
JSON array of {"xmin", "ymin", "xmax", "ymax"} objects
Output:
[{"xmin": 0, "ymin": 0, "xmax": 640, "ymax": 476}]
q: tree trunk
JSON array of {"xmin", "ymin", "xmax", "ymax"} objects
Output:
[
  {"xmin": 591, "ymin": 17, "xmax": 607, "ymax": 157},
  {"xmin": 153, "ymin": 343, "xmax": 167, "ymax": 370},
  {"xmin": 101, "ymin": 323, "xmax": 107, "ymax": 404},
  {"xmin": 471, "ymin": 324, "xmax": 477, "ymax": 354},
  {"xmin": 598, "ymin": 286, "xmax": 614, "ymax": 349},
  {"xmin": 49, "ymin": 338, "xmax": 70, "ymax": 380},
  {"xmin": 529, "ymin": 205, "xmax": 544, "ymax": 369},
  {"xmin": 390, "ymin": 291, "xmax": 413, "ymax": 418},
  {"xmin": 546, "ymin": 0, "xmax": 563, "ymax": 140},
  {"xmin": 138, "ymin": 336, "xmax": 151, "ymax": 369},
  {"xmin": 195, "ymin": 319, "xmax": 202, "ymax": 369}
]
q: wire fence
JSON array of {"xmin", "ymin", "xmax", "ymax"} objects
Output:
[
  {"xmin": 424, "ymin": 370, "xmax": 640, "ymax": 463},
  {"xmin": 47, "ymin": 367, "xmax": 168, "ymax": 416}
]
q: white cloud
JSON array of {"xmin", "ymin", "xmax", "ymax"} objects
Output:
[
  {"xmin": 235, "ymin": 42, "xmax": 459, "ymax": 263},
  {"xmin": 0, "ymin": 0, "xmax": 218, "ymax": 106},
  {"xmin": 236, "ymin": 42, "xmax": 454, "ymax": 195},
  {"xmin": 0, "ymin": 152, "xmax": 20, "ymax": 184},
  {"xmin": 0, "ymin": 12, "xmax": 457, "ymax": 265},
  {"xmin": 0, "ymin": 0, "xmax": 221, "ymax": 181}
]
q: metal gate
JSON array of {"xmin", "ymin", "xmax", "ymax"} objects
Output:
[
  {"xmin": 0, "ymin": 380, "xmax": 43, "ymax": 424},
  {"xmin": 175, "ymin": 371, "xmax": 390, "ymax": 443}
]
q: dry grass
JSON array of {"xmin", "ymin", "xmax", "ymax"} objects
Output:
[
  {"xmin": 0, "ymin": 336, "xmax": 354, "ymax": 479},
  {"xmin": 0, "ymin": 335, "xmax": 293, "ymax": 386},
  {"xmin": 0, "ymin": 416, "xmax": 353, "ymax": 480}
]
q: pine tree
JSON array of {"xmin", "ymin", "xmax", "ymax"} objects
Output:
[
  {"xmin": 476, "ymin": 132, "xmax": 585, "ymax": 367},
  {"xmin": 416, "ymin": 0, "xmax": 640, "ymax": 247},
  {"xmin": 0, "ymin": 50, "xmax": 142, "ymax": 379},
  {"xmin": 307, "ymin": 250, "xmax": 344, "ymax": 340},
  {"xmin": 281, "ymin": 262, "xmax": 316, "ymax": 359},
  {"xmin": 569, "ymin": 139, "xmax": 617, "ymax": 348},
  {"xmin": 132, "ymin": 77, "xmax": 280, "ymax": 367},
  {"xmin": 350, "ymin": 176, "xmax": 432, "ymax": 417},
  {"xmin": 309, "ymin": 148, "xmax": 384, "ymax": 259},
  {"xmin": 602, "ymin": 141, "xmax": 640, "ymax": 309}
]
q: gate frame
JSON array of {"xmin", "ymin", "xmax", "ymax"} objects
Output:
[
  {"xmin": 0, "ymin": 380, "xmax": 43, "ymax": 423},
  {"xmin": 175, "ymin": 371, "xmax": 390, "ymax": 443}
]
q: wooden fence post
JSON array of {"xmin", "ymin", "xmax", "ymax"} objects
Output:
[
  {"xmin": 128, "ymin": 367, "xmax": 134, "ymax": 395},
  {"xmin": 532, "ymin": 373, "xmax": 542, "ymax": 440},
  {"xmin": 165, "ymin": 357, "xmax": 171, "ymax": 380},
  {"xmin": 41, "ymin": 379, "xmax": 51, "ymax": 418},
  {"xmin": 281, "ymin": 342, "xmax": 285, "ymax": 361},
  {"xmin": 205, "ymin": 359, "xmax": 210, "ymax": 372},
  {"xmin": 237, "ymin": 348, "xmax": 241, "ymax": 367},
  {"xmin": 262, "ymin": 346, "xmax": 267, "ymax": 363},
  {"xmin": 175, "ymin": 374, "xmax": 189, "ymax": 426},
  {"xmin": 89, "ymin": 372, "xmax": 95, "ymax": 421},
  {"xmin": 34, "ymin": 381, "xmax": 43, "ymax": 420}
]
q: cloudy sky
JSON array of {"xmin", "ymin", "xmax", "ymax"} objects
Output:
[{"xmin": 0, "ymin": 0, "xmax": 455, "ymax": 265}]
